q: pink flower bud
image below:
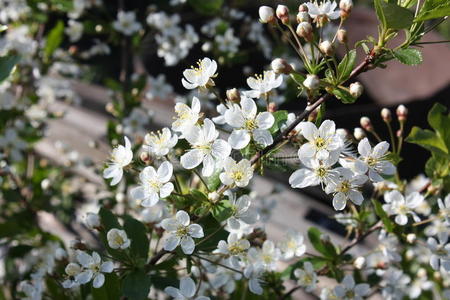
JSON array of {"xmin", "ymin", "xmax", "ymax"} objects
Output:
[
  {"xmin": 396, "ymin": 104, "xmax": 408, "ymax": 121},
  {"xmin": 276, "ymin": 5, "xmax": 290, "ymax": 25},
  {"xmin": 381, "ymin": 108, "xmax": 392, "ymax": 122},
  {"xmin": 360, "ymin": 116, "xmax": 372, "ymax": 131}
]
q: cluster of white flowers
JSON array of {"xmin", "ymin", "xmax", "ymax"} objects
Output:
[
  {"xmin": 112, "ymin": 11, "xmax": 142, "ymax": 36},
  {"xmin": 146, "ymin": 11, "xmax": 199, "ymax": 66}
]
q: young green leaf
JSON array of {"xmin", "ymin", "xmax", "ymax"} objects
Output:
[
  {"xmin": 375, "ymin": 0, "xmax": 414, "ymax": 30},
  {"xmin": 338, "ymin": 50, "xmax": 356, "ymax": 81},
  {"xmin": 0, "ymin": 55, "xmax": 20, "ymax": 83},
  {"xmin": 307, "ymin": 227, "xmax": 337, "ymax": 258},
  {"xmin": 123, "ymin": 216, "xmax": 149, "ymax": 262},
  {"xmin": 416, "ymin": 0, "xmax": 450, "ymax": 21},
  {"xmin": 44, "ymin": 21, "xmax": 65, "ymax": 59},
  {"xmin": 122, "ymin": 270, "xmax": 152, "ymax": 300},
  {"xmin": 331, "ymin": 87, "xmax": 357, "ymax": 104},
  {"xmin": 393, "ymin": 48, "xmax": 423, "ymax": 66}
]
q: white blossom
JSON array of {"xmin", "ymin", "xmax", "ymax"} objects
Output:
[
  {"xmin": 427, "ymin": 235, "xmax": 450, "ymax": 271},
  {"xmin": 289, "ymin": 151, "xmax": 340, "ymax": 189},
  {"xmin": 85, "ymin": 213, "xmax": 100, "ymax": 230},
  {"xmin": 333, "ymin": 274, "xmax": 370, "ymax": 300},
  {"xmin": 107, "ymin": 229, "xmax": 130, "ymax": 250},
  {"xmin": 299, "ymin": 120, "xmax": 343, "ymax": 160},
  {"xmin": 103, "ymin": 136, "xmax": 132, "ymax": 186},
  {"xmin": 65, "ymin": 20, "xmax": 83, "ymax": 42},
  {"xmin": 172, "ymin": 97, "xmax": 201, "ymax": 133},
  {"xmin": 216, "ymin": 233, "xmax": 250, "ymax": 268},
  {"xmin": 225, "ymin": 97, "xmax": 274, "ymax": 149},
  {"xmin": 356, "ymin": 138, "xmax": 396, "ymax": 182},
  {"xmin": 180, "ymin": 118, "xmax": 231, "ymax": 177},
  {"xmin": 305, "ymin": 1, "xmax": 340, "ymax": 25},
  {"xmin": 131, "ymin": 161, "xmax": 174, "ymax": 207},
  {"xmin": 161, "ymin": 210, "xmax": 204, "ymax": 255},
  {"xmin": 182, "ymin": 57, "xmax": 217, "ymax": 90},
  {"xmin": 143, "ymin": 128, "xmax": 178, "ymax": 157},
  {"xmin": 325, "ymin": 167, "xmax": 367, "ymax": 210},
  {"xmin": 279, "ymin": 230, "xmax": 306, "ymax": 259},
  {"xmin": 294, "ymin": 262, "xmax": 317, "ymax": 292},
  {"xmin": 165, "ymin": 276, "xmax": 210, "ymax": 300},
  {"xmin": 382, "ymin": 190, "xmax": 424, "ymax": 225},
  {"xmin": 145, "ymin": 74, "xmax": 173, "ymax": 101},
  {"xmin": 246, "ymin": 70, "xmax": 283, "ymax": 98},
  {"xmin": 226, "ymin": 192, "xmax": 259, "ymax": 230},
  {"xmin": 248, "ymin": 240, "xmax": 280, "ymax": 271},
  {"xmin": 220, "ymin": 157, "xmax": 254, "ymax": 187},
  {"xmin": 73, "ymin": 251, "xmax": 114, "ymax": 288},
  {"xmin": 112, "ymin": 11, "xmax": 141, "ymax": 36}
]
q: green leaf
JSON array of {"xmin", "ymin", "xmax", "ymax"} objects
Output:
[
  {"xmin": 374, "ymin": 0, "xmax": 414, "ymax": 29},
  {"xmin": 98, "ymin": 208, "xmax": 127, "ymax": 261},
  {"xmin": 123, "ymin": 216, "xmax": 149, "ymax": 262},
  {"xmin": 122, "ymin": 269, "xmax": 152, "ymax": 300},
  {"xmin": 0, "ymin": 55, "xmax": 20, "ymax": 83},
  {"xmin": 315, "ymin": 103, "xmax": 326, "ymax": 126},
  {"xmin": 187, "ymin": 0, "xmax": 223, "ymax": 15},
  {"xmin": 371, "ymin": 198, "xmax": 394, "ymax": 232},
  {"xmin": 290, "ymin": 73, "xmax": 306, "ymax": 86},
  {"xmin": 206, "ymin": 169, "xmax": 222, "ymax": 191},
  {"xmin": 331, "ymin": 87, "xmax": 357, "ymax": 104},
  {"xmin": 197, "ymin": 215, "xmax": 228, "ymax": 251},
  {"xmin": 406, "ymin": 127, "xmax": 448, "ymax": 156},
  {"xmin": 307, "ymin": 227, "xmax": 337, "ymax": 258},
  {"xmin": 427, "ymin": 103, "xmax": 450, "ymax": 150},
  {"xmin": 269, "ymin": 110, "xmax": 288, "ymax": 134},
  {"xmin": 338, "ymin": 50, "xmax": 356, "ymax": 81},
  {"xmin": 44, "ymin": 21, "xmax": 65, "ymax": 59},
  {"xmin": 92, "ymin": 273, "xmax": 120, "ymax": 300},
  {"xmin": 212, "ymin": 200, "xmax": 233, "ymax": 222},
  {"xmin": 393, "ymin": 48, "xmax": 423, "ymax": 65},
  {"xmin": 416, "ymin": 0, "xmax": 450, "ymax": 21}
]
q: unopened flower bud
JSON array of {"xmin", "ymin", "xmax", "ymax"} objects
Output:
[
  {"xmin": 208, "ymin": 192, "xmax": 220, "ymax": 203},
  {"xmin": 360, "ymin": 116, "xmax": 372, "ymax": 131},
  {"xmin": 296, "ymin": 11, "xmax": 310, "ymax": 23},
  {"xmin": 336, "ymin": 128, "xmax": 348, "ymax": 139},
  {"xmin": 226, "ymin": 88, "xmax": 241, "ymax": 103},
  {"xmin": 353, "ymin": 127, "xmax": 365, "ymax": 140},
  {"xmin": 337, "ymin": 29, "xmax": 347, "ymax": 44},
  {"xmin": 268, "ymin": 102, "xmax": 277, "ymax": 113},
  {"xmin": 340, "ymin": 0, "xmax": 353, "ymax": 11},
  {"xmin": 349, "ymin": 82, "xmax": 363, "ymax": 98},
  {"xmin": 396, "ymin": 104, "xmax": 408, "ymax": 121},
  {"xmin": 296, "ymin": 22, "xmax": 313, "ymax": 41},
  {"xmin": 140, "ymin": 151, "xmax": 152, "ymax": 164},
  {"xmin": 417, "ymin": 268, "xmax": 427, "ymax": 278},
  {"xmin": 381, "ymin": 108, "xmax": 392, "ymax": 122},
  {"xmin": 65, "ymin": 263, "xmax": 82, "ymax": 276},
  {"xmin": 406, "ymin": 233, "xmax": 416, "ymax": 243},
  {"xmin": 86, "ymin": 212, "xmax": 100, "ymax": 229},
  {"xmin": 319, "ymin": 40, "xmax": 334, "ymax": 56},
  {"xmin": 271, "ymin": 58, "xmax": 293, "ymax": 74},
  {"xmin": 303, "ymin": 74, "xmax": 320, "ymax": 90},
  {"xmin": 299, "ymin": 4, "xmax": 308, "ymax": 12},
  {"xmin": 354, "ymin": 256, "xmax": 366, "ymax": 269},
  {"xmin": 276, "ymin": 5, "xmax": 290, "ymax": 25},
  {"xmin": 259, "ymin": 6, "xmax": 275, "ymax": 24}
]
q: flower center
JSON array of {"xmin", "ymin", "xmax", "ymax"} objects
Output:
[
  {"xmin": 338, "ymin": 180, "xmax": 351, "ymax": 193},
  {"xmin": 148, "ymin": 179, "xmax": 162, "ymax": 191},
  {"xmin": 114, "ymin": 235, "xmax": 124, "ymax": 245},
  {"xmin": 229, "ymin": 242, "xmax": 246, "ymax": 255},
  {"xmin": 231, "ymin": 170, "xmax": 244, "ymax": 181},
  {"xmin": 89, "ymin": 263, "xmax": 100, "ymax": 273},
  {"xmin": 176, "ymin": 226, "xmax": 188, "ymax": 237},
  {"xmin": 315, "ymin": 167, "xmax": 328, "ymax": 178},
  {"xmin": 314, "ymin": 137, "xmax": 327, "ymax": 149},
  {"xmin": 366, "ymin": 156, "xmax": 378, "ymax": 167},
  {"xmin": 244, "ymin": 119, "xmax": 258, "ymax": 131}
]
